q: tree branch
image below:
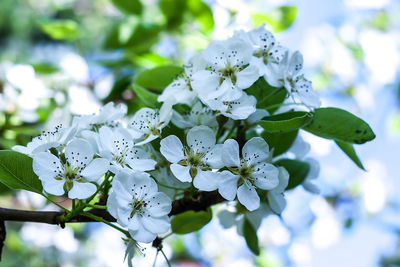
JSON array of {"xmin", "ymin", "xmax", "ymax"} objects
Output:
[{"xmin": 0, "ymin": 191, "xmax": 225, "ymax": 225}]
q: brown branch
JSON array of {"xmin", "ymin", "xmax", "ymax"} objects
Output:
[{"xmin": 0, "ymin": 191, "xmax": 225, "ymax": 225}]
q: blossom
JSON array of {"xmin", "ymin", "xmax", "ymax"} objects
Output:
[
  {"xmin": 266, "ymin": 167, "xmax": 289, "ymax": 214},
  {"xmin": 171, "ymin": 101, "xmax": 218, "ymax": 129},
  {"xmin": 13, "ymin": 124, "xmax": 76, "ymax": 156},
  {"xmin": 264, "ymin": 51, "xmax": 321, "ymax": 108},
  {"xmin": 289, "ymin": 136, "xmax": 320, "ymax": 193},
  {"xmin": 206, "ymin": 93, "xmax": 257, "ymax": 120},
  {"xmin": 218, "ymin": 203, "xmax": 271, "ymax": 236},
  {"xmin": 191, "ymin": 38, "xmax": 259, "ymax": 103},
  {"xmin": 32, "ymin": 139, "xmax": 109, "ymax": 199},
  {"xmin": 158, "ymin": 54, "xmax": 206, "ymax": 105},
  {"xmin": 97, "ymin": 126, "xmax": 157, "ymax": 174},
  {"xmin": 129, "ymin": 102, "xmax": 173, "ymax": 145},
  {"xmin": 72, "ymin": 102, "xmax": 127, "ymax": 132},
  {"xmin": 218, "ymin": 137, "xmax": 279, "ymax": 211},
  {"xmin": 107, "ymin": 170, "xmax": 172, "ymax": 243},
  {"xmin": 236, "ymin": 25, "xmax": 287, "ymax": 76},
  {"xmin": 160, "ymin": 126, "xmax": 223, "ymax": 191}
]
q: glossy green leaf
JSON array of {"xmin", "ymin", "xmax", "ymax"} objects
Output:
[
  {"xmin": 258, "ymin": 112, "xmax": 313, "ymax": 133},
  {"xmin": 32, "ymin": 63, "xmax": 59, "ymax": 74},
  {"xmin": 251, "ymin": 6, "xmax": 297, "ymax": 33},
  {"xmin": 111, "ymin": 0, "xmax": 142, "ymax": 15},
  {"xmin": 130, "ymin": 84, "xmax": 159, "ymax": 108},
  {"xmin": 246, "ymin": 78, "xmax": 287, "ymax": 114},
  {"xmin": 135, "ymin": 65, "xmax": 183, "ymax": 92},
  {"xmin": 171, "ymin": 208, "xmax": 212, "ymax": 234},
  {"xmin": 243, "ymin": 218, "xmax": 260, "ymax": 255},
  {"xmin": 335, "ymin": 140, "xmax": 365, "ymax": 170},
  {"xmin": 275, "ymin": 159, "xmax": 310, "ymax": 190},
  {"xmin": 303, "ymin": 108, "xmax": 376, "ymax": 144},
  {"xmin": 262, "ymin": 130, "xmax": 298, "ymax": 156},
  {"xmin": 40, "ymin": 20, "xmax": 80, "ymax": 41},
  {"xmin": 160, "ymin": 0, "xmax": 187, "ymax": 29},
  {"xmin": 0, "ymin": 150, "xmax": 43, "ymax": 194},
  {"xmin": 187, "ymin": 0, "xmax": 214, "ymax": 32}
]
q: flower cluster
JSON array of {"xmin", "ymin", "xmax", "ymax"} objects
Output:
[{"xmin": 13, "ymin": 25, "xmax": 321, "ymax": 245}]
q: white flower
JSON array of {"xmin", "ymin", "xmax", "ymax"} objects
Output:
[
  {"xmin": 158, "ymin": 54, "xmax": 206, "ymax": 105},
  {"xmin": 218, "ymin": 203, "xmax": 271, "ymax": 236},
  {"xmin": 97, "ymin": 126, "xmax": 157, "ymax": 174},
  {"xmin": 191, "ymin": 38, "xmax": 260, "ymax": 102},
  {"xmin": 218, "ymin": 137, "xmax": 279, "ymax": 211},
  {"xmin": 265, "ymin": 51, "xmax": 321, "ymax": 108},
  {"xmin": 247, "ymin": 109, "xmax": 269, "ymax": 124},
  {"xmin": 236, "ymin": 25, "xmax": 287, "ymax": 76},
  {"xmin": 160, "ymin": 126, "xmax": 223, "ymax": 191},
  {"xmin": 13, "ymin": 124, "xmax": 76, "ymax": 156},
  {"xmin": 129, "ymin": 102, "xmax": 173, "ymax": 145},
  {"xmin": 289, "ymin": 136, "xmax": 320, "ymax": 193},
  {"xmin": 32, "ymin": 139, "xmax": 109, "ymax": 199},
  {"xmin": 72, "ymin": 102, "xmax": 127, "ymax": 132},
  {"xmin": 206, "ymin": 93, "xmax": 257, "ymax": 120},
  {"xmin": 267, "ymin": 167, "xmax": 289, "ymax": 214},
  {"xmin": 107, "ymin": 170, "xmax": 172, "ymax": 243},
  {"xmin": 171, "ymin": 101, "xmax": 218, "ymax": 129}
]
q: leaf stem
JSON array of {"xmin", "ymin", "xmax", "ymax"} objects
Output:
[
  {"xmin": 160, "ymin": 249, "xmax": 171, "ymax": 267},
  {"xmin": 82, "ymin": 211, "xmax": 129, "ymax": 237}
]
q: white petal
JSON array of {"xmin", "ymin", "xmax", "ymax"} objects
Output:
[
  {"xmin": 203, "ymin": 144, "xmax": 223, "ymax": 169},
  {"xmin": 116, "ymin": 206, "xmax": 132, "ymax": 227},
  {"xmin": 128, "ymin": 173, "xmax": 158, "ymax": 199},
  {"xmin": 170, "ymin": 164, "xmax": 192, "ymax": 183},
  {"xmin": 237, "ymin": 183, "xmax": 260, "ymax": 211},
  {"xmin": 302, "ymin": 180, "xmax": 320, "ymax": 194},
  {"xmin": 130, "ymin": 108, "xmax": 157, "ymax": 134},
  {"xmin": 305, "ymin": 157, "xmax": 320, "ymax": 179},
  {"xmin": 134, "ymin": 134, "xmax": 158, "ymax": 146},
  {"xmin": 125, "ymin": 147, "xmax": 156, "ymax": 171},
  {"xmin": 145, "ymin": 192, "xmax": 172, "ymax": 217},
  {"xmin": 293, "ymin": 77, "xmax": 321, "ymax": 108},
  {"xmin": 288, "ymin": 51, "xmax": 303, "ymax": 77},
  {"xmin": 222, "ymin": 94, "xmax": 256, "ymax": 120},
  {"xmin": 141, "ymin": 214, "xmax": 170, "ymax": 234},
  {"xmin": 33, "ymin": 152, "xmax": 63, "ymax": 178},
  {"xmin": 106, "ymin": 191, "xmax": 119, "ymax": 218},
  {"xmin": 98, "ymin": 126, "xmax": 115, "ymax": 153},
  {"xmin": 217, "ymin": 79, "xmax": 242, "ymax": 101},
  {"xmin": 159, "ymin": 100, "xmax": 173, "ymax": 125},
  {"xmin": 65, "ymin": 139, "xmax": 94, "ymax": 169},
  {"xmin": 186, "ymin": 126, "xmax": 216, "ymax": 154},
  {"xmin": 242, "ymin": 137, "xmax": 270, "ymax": 166},
  {"xmin": 160, "ymin": 135, "xmax": 185, "ymax": 163},
  {"xmin": 222, "ymin": 139, "xmax": 240, "ymax": 167},
  {"xmin": 290, "ymin": 136, "xmax": 310, "ymax": 159},
  {"xmin": 193, "ymin": 170, "xmax": 219, "ymax": 191},
  {"xmin": 202, "ymin": 41, "xmax": 227, "ymax": 69},
  {"xmin": 273, "ymin": 166, "xmax": 289, "ymax": 193},
  {"xmin": 129, "ymin": 223, "xmax": 157, "ymax": 243},
  {"xmin": 171, "ymin": 111, "xmax": 194, "ymax": 129},
  {"xmin": 80, "ymin": 158, "xmax": 109, "ymax": 181},
  {"xmin": 236, "ymin": 65, "xmax": 259, "ymax": 89},
  {"xmin": 191, "ymin": 70, "xmax": 220, "ymax": 100},
  {"xmin": 218, "ymin": 170, "xmax": 239, "ymax": 201},
  {"xmin": 225, "ymin": 38, "xmax": 253, "ymax": 66},
  {"xmin": 68, "ymin": 181, "xmax": 97, "ymax": 199},
  {"xmin": 247, "ymin": 109, "xmax": 269, "ymax": 124},
  {"xmin": 252, "ymin": 163, "xmax": 279, "ymax": 190},
  {"xmin": 41, "ymin": 178, "xmax": 65, "ymax": 196},
  {"xmin": 126, "ymin": 213, "xmax": 140, "ymax": 231},
  {"xmin": 267, "ymin": 191, "xmax": 286, "ymax": 214}
]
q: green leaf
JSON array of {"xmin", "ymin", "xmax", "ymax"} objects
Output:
[
  {"xmin": 130, "ymin": 84, "xmax": 159, "ymax": 108},
  {"xmin": 111, "ymin": 0, "xmax": 142, "ymax": 15},
  {"xmin": 251, "ymin": 6, "xmax": 298, "ymax": 33},
  {"xmin": 262, "ymin": 130, "xmax": 298, "ymax": 156},
  {"xmin": 0, "ymin": 150, "xmax": 43, "ymax": 194},
  {"xmin": 275, "ymin": 159, "xmax": 310, "ymax": 190},
  {"xmin": 258, "ymin": 111, "xmax": 313, "ymax": 133},
  {"xmin": 171, "ymin": 208, "xmax": 212, "ymax": 234},
  {"xmin": 40, "ymin": 20, "xmax": 80, "ymax": 41},
  {"xmin": 32, "ymin": 63, "xmax": 59, "ymax": 74},
  {"xmin": 243, "ymin": 218, "xmax": 260, "ymax": 255},
  {"xmin": 302, "ymin": 108, "xmax": 376, "ymax": 144},
  {"xmin": 135, "ymin": 65, "xmax": 183, "ymax": 92},
  {"xmin": 335, "ymin": 140, "xmax": 365, "ymax": 170},
  {"xmin": 187, "ymin": 0, "xmax": 214, "ymax": 32},
  {"xmin": 246, "ymin": 78, "xmax": 287, "ymax": 114},
  {"xmin": 160, "ymin": 0, "xmax": 187, "ymax": 29}
]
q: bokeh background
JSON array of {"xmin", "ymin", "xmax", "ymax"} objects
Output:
[{"xmin": 1, "ymin": 0, "xmax": 400, "ymax": 266}]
